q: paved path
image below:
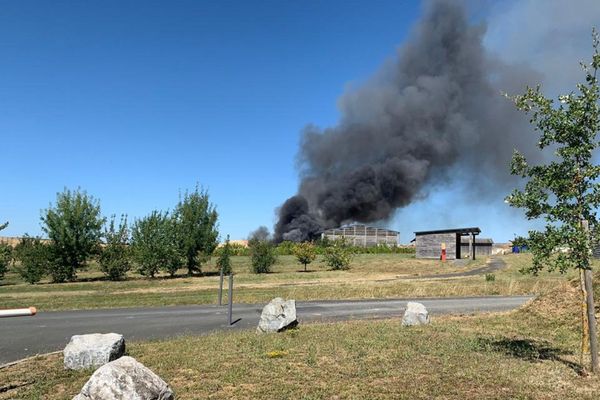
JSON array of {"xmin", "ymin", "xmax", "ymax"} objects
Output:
[
  {"xmin": 407, "ymin": 256, "xmax": 507, "ymax": 280},
  {"xmin": 0, "ymin": 295, "xmax": 531, "ymax": 365}
]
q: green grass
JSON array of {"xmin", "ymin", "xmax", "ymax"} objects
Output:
[
  {"xmin": 0, "ymin": 254, "xmax": 581, "ymax": 311},
  {"xmin": 2, "ymin": 288, "xmax": 599, "ymax": 399}
]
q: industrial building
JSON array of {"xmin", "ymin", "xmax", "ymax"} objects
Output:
[
  {"xmin": 321, "ymin": 223, "xmax": 399, "ymax": 247},
  {"xmin": 414, "ymin": 227, "xmax": 481, "ymax": 259}
]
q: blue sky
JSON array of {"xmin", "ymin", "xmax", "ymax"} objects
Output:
[{"xmin": 1, "ymin": 0, "xmax": 598, "ymax": 243}]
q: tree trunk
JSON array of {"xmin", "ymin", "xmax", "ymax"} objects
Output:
[
  {"xmin": 584, "ymin": 268, "xmax": 599, "ymax": 373},
  {"xmin": 581, "ymin": 219, "xmax": 599, "ymax": 373},
  {"xmin": 580, "ymin": 269, "xmax": 590, "ymax": 367}
]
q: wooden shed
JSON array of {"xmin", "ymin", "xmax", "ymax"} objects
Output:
[
  {"xmin": 414, "ymin": 227, "xmax": 481, "ymax": 260},
  {"xmin": 321, "ymin": 224, "xmax": 399, "ymax": 247}
]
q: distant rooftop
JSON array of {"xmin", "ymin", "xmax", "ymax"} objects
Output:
[{"xmin": 414, "ymin": 227, "xmax": 481, "ymax": 236}]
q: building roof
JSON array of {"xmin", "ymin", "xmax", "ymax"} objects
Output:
[{"xmin": 414, "ymin": 227, "xmax": 481, "ymax": 236}]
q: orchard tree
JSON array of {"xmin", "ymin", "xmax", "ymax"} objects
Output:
[
  {"xmin": 14, "ymin": 236, "xmax": 51, "ymax": 284},
  {"xmin": 216, "ymin": 235, "xmax": 232, "ymax": 275},
  {"xmin": 506, "ymin": 31, "xmax": 600, "ymax": 373},
  {"xmin": 322, "ymin": 239, "xmax": 354, "ymax": 271},
  {"xmin": 99, "ymin": 215, "xmax": 131, "ymax": 281},
  {"xmin": 293, "ymin": 242, "xmax": 317, "ymax": 272},
  {"xmin": 131, "ymin": 211, "xmax": 182, "ymax": 278},
  {"xmin": 41, "ymin": 188, "xmax": 105, "ymax": 282},
  {"xmin": 174, "ymin": 186, "xmax": 219, "ymax": 275},
  {"xmin": 250, "ymin": 239, "xmax": 277, "ymax": 274}
]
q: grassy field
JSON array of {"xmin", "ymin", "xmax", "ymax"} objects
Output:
[
  {"xmin": 0, "ymin": 254, "xmax": 580, "ymax": 311},
  {"xmin": 2, "ymin": 281, "xmax": 599, "ymax": 399}
]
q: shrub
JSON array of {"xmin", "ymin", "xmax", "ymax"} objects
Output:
[
  {"xmin": 293, "ymin": 242, "xmax": 317, "ymax": 272},
  {"xmin": 173, "ymin": 186, "xmax": 219, "ymax": 275},
  {"xmin": 99, "ymin": 216, "xmax": 131, "ymax": 281},
  {"xmin": 131, "ymin": 211, "xmax": 183, "ymax": 278},
  {"xmin": 323, "ymin": 239, "xmax": 354, "ymax": 270},
  {"xmin": 14, "ymin": 236, "xmax": 51, "ymax": 284},
  {"xmin": 250, "ymin": 239, "xmax": 276, "ymax": 274},
  {"xmin": 41, "ymin": 188, "xmax": 105, "ymax": 282},
  {"xmin": 485, "ymin": 273, "xmax": 496, "ymax": 282},
  {"xmin": 0, "ymin": 242, "xmax": 12, "ymax": 280},
  {"xmin": 217, "ymin": 235, "xmax": 232, "ymax": 275}
]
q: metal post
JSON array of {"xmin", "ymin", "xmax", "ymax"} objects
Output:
[
  {"xmin": 228, "ymin": 273, "xmax": 233, "ymax": 326},
  {"xmin": 218, "ymin": 269, "xmax": 224, "ymax": 306}
]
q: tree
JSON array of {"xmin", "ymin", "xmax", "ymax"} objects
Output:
[
  {"xmin": 323, "ymin": 239, "xmax": 354, "ymax": 271},
  {"xmin": 0, "ymin": 242, "xmax": 11, "ymax": 281},
  {"xmin": 293, "ymin": 242, "xmax": 317, "ymax": 272},
  {"xmin": 0, "ymin": 222, "xmax": 10, "ymax": 280},
  {"xmin": 41, "ymin": 188, "xmax": 105, "ymax": 282},
  {"xmin": 250, "ymin": 239, "xmax": 277, "ymax": 273},
  {"xmin": 99, "ymin": 215, "xmax": 131, "ymax": 281},
  {"xmin": 131, "ymin": 211, "xmax": 182, "ymax": 278},
  {"xmin": 216, "ymin": 235, "xmax": 232, "ymax": 275},
  {"xmin": 174, "ymin": 186, "xmax": 219, "ymax": 275},
  {"xmin": 14, "ymin": 236, "xmax": 50, "ymax": 284},
  {"xmin": 506, "ymin": 31, "xmax": 600, "ymax": 373}
]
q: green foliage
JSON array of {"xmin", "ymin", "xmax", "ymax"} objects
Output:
[
  {"xmin": 14, "ymin": 236, "xmax": 51, "ymax": 284},
  {"xmin": 506, "ymin": 31, "xmax": 600, "ymax": 274},
  {"xmin": 41, "ymin": 188, "xmax": 105, "ymax": 282},
  {"xmin": 250, "ymin": 239, "xmax": 277, "ymax": 274},
  {"xmin": 99, "ymin": 215, "xmax": 131, "ymax": 281},
  {"xmin": 322, "ymin": 239, "xmax": 354, "ymax": 270},
  {"xmin": 0, "ymin": 242, "xmax": 12, "ymax": 280},
  {"xmin": 275, "ymin": 240, "xmax": 296, "ymax": 255},
  {"xmin": 511, "ymin": 236, "xmax": 529, "ymax": 248},
  {"xmin": 485, "ymin": 273, "xmax": 496, "ymax": 282},
  {"xmin": 131, "ymin": 211, "xmax": 183, "ymax": 277},
  {"xmin": 216, "ymin": 235, "xmax": 232, "ymax": 275},
  {"xmin": 293, "ymin": 242, "xmax": 317, "ymax": 271},
  {"xmin": 174, "ymin": 186, "xmax": 219, "ymax": 275}
]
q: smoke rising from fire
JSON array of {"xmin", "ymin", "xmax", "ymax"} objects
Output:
[{"xmin": 275, "ymin": 0, "xmax": 542, "ymax": 242}]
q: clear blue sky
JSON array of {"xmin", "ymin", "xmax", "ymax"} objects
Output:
[{"xmin": 1, "ymin": 1, "xmax": 596, "ymax": 243}]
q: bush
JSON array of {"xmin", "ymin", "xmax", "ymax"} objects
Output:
[
  {"xmin": 485, "ymin": 273, "xmax": 496, "ymax": 282},
  {"xmin": 131, "ymin": 211, "xmax": 183, "ymax": 278},
  {"xmin": 250, "ymin": 239, "xmax": 277, "ymax": 273},
  {"xmin": 323, "ymin": 239, "xmax": 354, "ymax": 270},
  {"xmin": 217, "ymin": 235, "xmax": 232, "ymax": 275},
  {"xmin": 173, "ymin": 186, "xmax": 219, "ymax": 275},
  {"xmin": 293, "ymin": 242, "xmax": 317, "ymax": 272},
  {"xmin": 0, "ymin": 242, "xmax": 12, "ymax": 280},
  {"xmin": 99, "ymin": 216, "xmax": 131, "ymax": 281},
  {"xmin": 14, "ymin": 236, "xmax": 51, "ymax": 284},
  {"xmin": 41, "ymin": 188, "xmax": 105, "ymax": 282}
]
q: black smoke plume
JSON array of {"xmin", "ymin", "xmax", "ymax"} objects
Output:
[{"xmin": 275, "ymin": 0, "xmax": 539, "ymax": 242}]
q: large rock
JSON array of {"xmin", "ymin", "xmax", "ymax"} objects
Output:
[
  {"xmin": 257, "ymin": 297, "xmax": 298, "ymax": 333},
  {"xmin": 73, "ymin": 356, "xmax": 174, "ymax": 400},
  {"xmin": 402, "ymin": 302, "xmax": 430, "ymax": 326},
  {"xmin": 64, "ymin": 333, "xmax": 126, "ymax": 370}
]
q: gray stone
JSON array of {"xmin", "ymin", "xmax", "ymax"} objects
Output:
[
  {"xmin": 401, "ymin": 302, "xmax": 430, "ymax": 326},
  {"xmin": 64, "ymin": 333, "xmax": 125, "ymax": 370},
  {"xmin": 257, "ymin": 297, "xmax": 298, "ymax": 333},
  {"xmin": 72, "ymin": 356, "xmax": 174, "ymax": 400}
]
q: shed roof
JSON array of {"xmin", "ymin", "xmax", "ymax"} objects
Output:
[{"xmin": 414, "ymin": 227, "xmax": 481, "ymax": 236}]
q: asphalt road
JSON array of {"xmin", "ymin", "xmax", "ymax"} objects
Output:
[{"xmin": 0, "ymin": 295, "xmax": 531, "ymax": 365}]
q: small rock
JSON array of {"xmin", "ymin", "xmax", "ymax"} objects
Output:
[
  {"xmin": 64, "ymin": 333, "xmax": 125, "ymax": 370},
  {"xmin": 257, "ymin": 297, "xmax": 298, "ymax": 333},
  {"xmin": 72, "ymin": 356, "xmax": 174, "ymax": 400},
  {"xmin": 402, "ymin": 302, "xmax": 430, "ymax": 326}
]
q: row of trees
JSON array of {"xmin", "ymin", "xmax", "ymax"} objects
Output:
[{"xmin": 2, "ymin": 186, "xmax": 219, "ymax": 283}]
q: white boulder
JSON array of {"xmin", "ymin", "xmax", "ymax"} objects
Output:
[
  {"xmin": 257, "ymin": 297, "xmax": 298, "ymax": 333},
  {"xmin": 72, "ymin": 356, "xmax": 174, "ymax": 400},
  {"xmin": 401, "ymin": 302, "xmax": 430, "ymax": 326},
  {"xmin": 64, "ymin": 333, "xmax": 125, "ymax": 370}
]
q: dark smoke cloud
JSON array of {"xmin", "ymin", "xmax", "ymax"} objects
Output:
[{"xmin": 275, "ymin": 0, "xmax": 540, "ymax": 242}]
